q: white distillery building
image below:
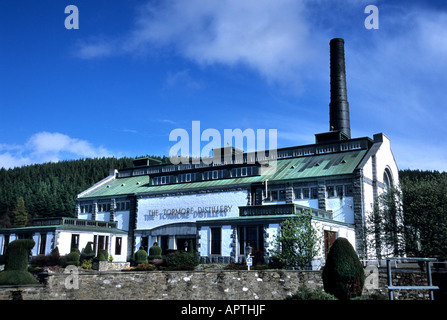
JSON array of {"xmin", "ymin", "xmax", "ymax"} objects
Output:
[{"xmin": 0, "ymin": 39, "xmax": 398, "ymax": 268}]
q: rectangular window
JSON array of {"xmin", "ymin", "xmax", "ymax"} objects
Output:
[
  {"xmin": 311, "ymin": 187, "xmax": 319, "ymax": 199},
  {"xmin": 210, "ymin": 228, "xmax": 221, "ymax": 255},
  {"xmin": 345, "ymin": 184, "xmax": 354, "ymax": 196},
  {"xmin": 212, "ymin": 170, "xmax": 219, "ymax": 179},
  {"xmin": 39, "ymin": 233, "xmax": 47, "ymax": 255},
  {"xmin": 2, "ymin": 235, "xmax": 9, "ymax": 255},
  {"xmin": 336, "ymin": 185, "xmax": 344, "ymax": 197},
  {"xmin": 115, "ymin": 237, "xmax": 122, "ymax": 255},
  {"xmin": 151, "ymin": 176, "xmax": 171, "ymax": 185},
  {"xmin": 241, "ymin": 167, "xmax": 247, "ymax": 176},
  {"xmin": 141, "ymin": 236, "xmax": 149, "ymax": 252},
  {"xmin": 279, "ymin": 189, "xmax": 286, "ymax": 201},
  {"xmin": 238, "ymin": 226, "xmax": 264, "ymax": 255},
  {"xmin": 116, "ymin": 201, "xmax": 130, "ymax": 211},
  {"xmin": 80, "ymin": 204, "xmax": 93, "ymax": 213},
  {"xmin": 294, "ymin": 188, "xmax": 302, "ymax": 200},
  {"xmin": 327, "ymin": 186, "xmax": 335, "ymax": 198},
  {"xmin": 96, "ymin": 235, "xmax": 109, "ymax": 252},
  {"xmin": 71, "ymin": 234, "xmax": 80, "ymax": 251},
  {"xmin": 93, "ymin": 235, "xmax": 97, "ymax": 253},
  {"xmin": 302, "ymin": 188, "xmax": 310, "ymax": 199},
  {"xmin": 98, "ymin": 203, "xmax": 111, "ymax": 212}
]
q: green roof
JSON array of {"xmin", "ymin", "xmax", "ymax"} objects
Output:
[
  {"xmin": 0, "ymin": 225, "xmax": 127, "ymax": 235},
  {"xmin": 78, "ymin": 149, "xmax": 367, "ymax": 199},
  {"xmin": 196, "ymin": 214, "xmax": 354, "ymax": 228}
]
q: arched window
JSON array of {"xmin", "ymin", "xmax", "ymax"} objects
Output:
[{"xmin": 383, "ymin": 167, "xmax": 393, "ymax": 189}]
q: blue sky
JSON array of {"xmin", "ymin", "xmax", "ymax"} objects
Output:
[{"xmin": 1, "ymin": 0, "xmax": 446, "ymax": 171}]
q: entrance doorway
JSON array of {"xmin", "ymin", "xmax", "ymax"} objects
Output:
[
  {"xmin": 160, "ymin": 236, "xmax": 169, "ymax": 255},
  {"xmin": 176, "ymin": 238, "xmax": 196, "ymax": 252}
]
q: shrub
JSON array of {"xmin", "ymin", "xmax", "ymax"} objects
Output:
[
  {"xmin": 322, "ymin": 237, "xmax": 365, "ymax": 300},
  {"xmin": 0, "ymin": 239, "xmax": 38, "ymax": 285},
  {"xmin": 47, "ymin": 247, "xmax": 61, "ymax": 266},
  {"xmin": 166, "ymin": 250, "xmax": 199, "ymax": 270},
  {"xmin": 224, "ymin": 262, "xmax": 246, "ymax": 270},
  {"xmin": 254, "ymin": 264, "xmax": 270, "ymax": 270},
  {"xmin": 81, "ymin": 242, "xmax": 95, "ymax": 262},
  {"xmin": 80, "ymin": 259, "xmax": 93, "ymax": 269},
  {"xmin": 148, "ymin": 242, "xmax": 162, "ymax": 260},
  {"xmin": 95, "ymin": 249, "xmax": 109, "ymax": 262},
  {"xmin": 135, "ymin": 247, "xmax": 148, "ymax": 265},
  {"xmin": 30, "ymin": 254, "xmax": 50, "ymax": 268},
  {"xmin": 134, "ymin": 263, "xmax": 156, "ymax": 271},
  {"xmin": 268, "ymin": 255, "xmax": 286, "ymax": 269},
  {"xmin": 3, "ymin": 239, "xmax": 35, "ymax": 271},
  {"xmin": 66, "ymin": 250, "xmax": 80, "ymax": 267},
  {"xmin": 287, "ymin": 284, "xmax": 337, "ymax": 300}
]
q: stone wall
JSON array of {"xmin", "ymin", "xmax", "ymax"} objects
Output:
[{"xmin": 0, "ymin": 269, "xmax": 440, "ymax": 300}]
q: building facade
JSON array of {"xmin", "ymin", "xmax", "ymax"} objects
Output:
[{"xmin": 0, "ymin": 39, "xmax": 399, "ymax": 268}]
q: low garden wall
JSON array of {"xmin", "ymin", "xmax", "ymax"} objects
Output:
[{"xmin": 0, "ymin": 268, "xmax": 442, "ymax": 300}]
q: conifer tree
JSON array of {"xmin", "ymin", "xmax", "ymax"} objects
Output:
[{"xmin": 12, "ymin": 197, "xmax": 29, "ymax": 228}]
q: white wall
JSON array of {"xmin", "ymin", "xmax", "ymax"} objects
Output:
[
  {"xmin": 326, "ymin": 197, "xmax": 354, "ymax": 224},
  {"xmin": 115, "ymin": 211, "xmax": 130, "ymax": 231},
  {"xmin": 54, "ymin": 231, "xmax": 127, "ymax": 262},
  {"xmin": 136, "ymin": 190, "xmax": 249, "ymax": 230},
  {"xmin": 199, "ymin": 226, "xmax": 210, "ymax": 256}
]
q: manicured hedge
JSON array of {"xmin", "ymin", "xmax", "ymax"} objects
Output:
[
  {"xmin": 0, "ymin": 239, "xmax": 38, "ymax": 285},
  {"xmin": 322, "ymin": 237, "xmax": 365, "ymax": 300}
]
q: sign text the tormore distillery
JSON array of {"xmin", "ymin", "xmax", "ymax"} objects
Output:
[{"xmin": 143, "ymin": 205, "xmax": 233, "ymax": 221}]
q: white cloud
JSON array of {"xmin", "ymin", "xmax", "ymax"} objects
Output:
[
  {"xmin": 0, "ymin": 153, "xmax": 31, "ymax": 170},
  {"xmin": 76, "ymin": 0, "xmax": 323, "ymax": 90},
  {"xmin": 77, "ymin": 41, "xmax": 114, "ymax": 59},
  {"xmin": 346, "ymin": 6, "xmax": 447, "ymax": 149},
  {"xmin": 165, "ymin": 70, "xmax": 202, "ymax": 90},
  {"xmin": 70, "ymin": 1, "xmax": 447, "ymax": 171},
  {"xmin": 0, "ymin": 132, "xmax": 113, "ymax": 169}
]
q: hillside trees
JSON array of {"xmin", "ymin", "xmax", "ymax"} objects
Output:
[
  {"xmin": 400, "ymin": 170, "xmax": 447, "ymax": 257},
  {"xmin": 0, "ymin": 157, "xmax": 137, "ymax": 224},
  {"xmin": 367, "ymin": 170, "xmax": 447, "ymax": 259}
]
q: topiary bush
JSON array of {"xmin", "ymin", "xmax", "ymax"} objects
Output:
[
  {"xmin": 322, "ymin": 237, "xmax": 365, "ymax": 300},
  {"xmin": 81, "ymin": 242, "xmax": 95, "ymax": 262},
  {"xmin": 66, "ymin": 250, "xmax": 80, "ymax": 267},
  {"xmin": 135, "ymin": 247, "xmax": 148, "ymax": 265},
  {"xmin": 148, "ymin": 242, "xmax": 162, "ymax": 260},
  {"xmin": 0, "ymin": 239, "xmax": 38, "ymax": 285},
  {"xmin": 95, "ymin": 249, "xmax": 109, "ymax": 262}
]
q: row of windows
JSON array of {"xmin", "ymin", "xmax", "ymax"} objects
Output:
[
  {"xmin": 210, "ymin": 225, "xmax": 264, "ymax": 255},
  {"xmin": 264, "ymin": 184, "xmax": 354, "ymax": 202},
  {"xmin": 2, "ymin": 233, "xmax": 123, "ymax": 257},
  {"xmin": 151, "ymin": 166, "xmax": 258, "ymax": 186},
  {"xmin": 71, "ymin": 234, "xmax": 123, "ymax": 256},
  {"xmin": 79, "ymin": 201, "xmax": 130, "ymax": 213}
]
